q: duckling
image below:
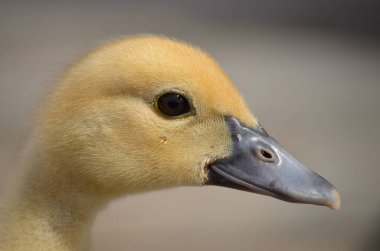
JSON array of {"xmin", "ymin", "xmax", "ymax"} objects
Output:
[{"xmin": 0, "ymin": 35, "xmax": 340, "ymax": 251}]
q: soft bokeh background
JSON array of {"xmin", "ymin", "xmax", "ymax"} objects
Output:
[{"xmin": 1, "ymin": 1, "xmax": 379, "ymax": 250}]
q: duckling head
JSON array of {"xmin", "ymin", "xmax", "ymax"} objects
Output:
[{"xmin": 37, "ymin": 35, "xmax": 340, "ymax": 210}]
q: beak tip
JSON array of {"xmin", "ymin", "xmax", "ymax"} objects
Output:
[{"xmin": 327, "ymin": 189, "xmax": 341, "ymax": 211}]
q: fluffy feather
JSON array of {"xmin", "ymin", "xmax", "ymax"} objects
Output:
[{"xmin": 0, "ymin": 35, "xmax": 258, "ymax": 250}]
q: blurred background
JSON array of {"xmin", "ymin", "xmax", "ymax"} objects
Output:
[{"xmin": 1, "ymin": 1, "xmax": 379, "ymax": 250}]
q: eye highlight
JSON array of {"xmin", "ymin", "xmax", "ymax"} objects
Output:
[{"xmin": 155, "ymin": 93, "xmax": 192, "ymax": 117}]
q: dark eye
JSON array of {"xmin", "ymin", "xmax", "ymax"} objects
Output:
[{"xmin": 156, "ymin": 93, "xmax": 191, "ymax": 117}]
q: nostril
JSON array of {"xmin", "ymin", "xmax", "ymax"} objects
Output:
[
  {"xmin": 256, "ymin": 147, "xmax": 276, "ymax": 162},
  {"xmin": 260, "ymin": 149, "xmax": 272, "ymax": 159}
]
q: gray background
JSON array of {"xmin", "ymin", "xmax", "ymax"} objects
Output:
[{"xmin": 1, "ymin": 1, "xmax": 379, "ymax": 250}]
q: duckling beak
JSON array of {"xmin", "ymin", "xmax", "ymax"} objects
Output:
[{"xmin": 207, "ymin": 117, "xmax": 341, "ymax": 211}]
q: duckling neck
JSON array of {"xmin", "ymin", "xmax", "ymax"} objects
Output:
[{"xmin": 0, "ymin": 143, "xmax": 108, "ymax": 251}]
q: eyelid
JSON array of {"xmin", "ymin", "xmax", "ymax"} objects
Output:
[{"xmin": 153, "ymin": 87, "xmax": 189, "ymax": 101}]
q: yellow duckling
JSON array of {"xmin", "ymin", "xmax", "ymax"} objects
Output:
[{"xmin": 0, "ymin": 35, "xmax": 340, "ymax": 251}]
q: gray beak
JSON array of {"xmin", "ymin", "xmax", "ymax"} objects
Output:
[{"xmin": 208, "ymin": 117, "xmax": 341, "ymax": 210}]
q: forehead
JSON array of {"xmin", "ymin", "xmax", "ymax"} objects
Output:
[{"xmin": 89, "ymin": 36, "xmax": 258, "ymax": 127}]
